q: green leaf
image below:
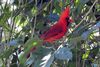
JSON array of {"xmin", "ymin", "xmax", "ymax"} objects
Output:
[
  {"xmin": 19, "ymin": 36, "xmax": 43, "ymax": 66},
  {"xmin": 36, "ymin": 22, "xmax": 44, "ymax": 30},
  {"xmin": 54, "ymin": 1, "xmax": 61, "ymax": 14},
  {"xmin": 80, "ymin": 0, "xmax": 89, "ymax": 4},
  {"xmin": 0, "ymin": 15, "xmax": 11, "ymax": 31},
  {"xmin": 82, "ymin": 50, "xmax": 90, "ymax": 59},
  {"xmin": 75, "ymin": 0, "xmax": 80, "ymax": 6},
  {"xmin": 68, "ymin": 62, "xmax": 76, "ymax": 67},
  {"xmin": 33, "ymin": 47, "xmax": 52, "ymax": 67},
  {"xmin": 0, "ymin": 46, "xmax": 15, "ymax": 58}
]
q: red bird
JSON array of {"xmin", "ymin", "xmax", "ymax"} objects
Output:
[{"xmin": 40, "ymin": 6, "xmax": 73, "ymax": 43}]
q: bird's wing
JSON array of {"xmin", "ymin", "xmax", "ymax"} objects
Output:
[
  {"xmin": 44, "ymin": 23, "xmax": 67, "ymax": 42},
  {"xmin": 41, "ymin": 23, "xmax": 63, "ymax": 39},
  {"xmin": 44, "ymin": 31, "xmax": 65, "ymax": 43}
]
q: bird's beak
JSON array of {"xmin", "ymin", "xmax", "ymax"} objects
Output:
[{"xmin": 69, "ymin": 17, "xmax": 74, "ymax": 23}]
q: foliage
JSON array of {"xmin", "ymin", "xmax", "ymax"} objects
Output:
[{"xmin": 0, "ymin": 0, "xmax": 100, "ymax": 67}]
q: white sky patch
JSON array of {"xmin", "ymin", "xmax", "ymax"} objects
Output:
[
  {"xmin": 7, "ymin": 18, "xmax": 22, "ymax": 32},
  {"xmin": 40, "ymin": 53, "xmax": 54, "ymax": 67},
  {"xmin": 8, "ymin": 17, "xmax": 13, "ymax": 25},
  {"xmin": 15, "ymin": 26, "xmax": 22, "ymax": 32},
  {"xmin": 18, "ymin": 51, "xmax": 24, "ymax": 58},
  {"xmin": 94, "ymin": 31, "xmax": 99, "ymax": 36},
  {"xmin": 10, "ymin": 5, "xmax": 17, "ymax": 11},
  {"xmin": 1, "ymin": 0, "xmax": 14, "ymax": 4}
]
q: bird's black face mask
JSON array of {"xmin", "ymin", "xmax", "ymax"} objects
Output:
[{"xmin": 66, "ymin": 17, "xmax": 70, "ymax": 26}]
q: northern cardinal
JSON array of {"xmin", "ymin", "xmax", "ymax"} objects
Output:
[{"xmin": 40, "ymin": 6, "xmax": 73, "ymax": 43}]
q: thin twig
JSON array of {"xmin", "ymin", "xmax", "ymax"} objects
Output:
[
  {"xmin": 0, "ymin": 27, "xmax": 3, "ymax": 42},
  {"xmin": 31, "ymin": 0, "xmax": 37, "ymax": 38},
  {"xmin": 9, "ymin": 4, "xmax": 15, "ymax": 41},
  {"xmin": 73, "ymin": 0, "xmax": 98, "ymax": 31},
  {"xmin": 50, "ymin": 0, "xmax": 53, "ymax": 13},
  {"xmin": 76, "ymin": 43, "xmax": 78, "ymax": 67},
  {"xmin": 82, "ymin": 60, "xmax": 85, "ymax": 67},
  {"xmin": 31, "ymin": 0, "xmax": 52, "ymax": 37},
  {"xmin": 37, "ymin": 0, "xmax": 52, "ymax": 15},
  {"xmin": 62, "ymin": 0, "xmax": 98, "ymax": 44}
]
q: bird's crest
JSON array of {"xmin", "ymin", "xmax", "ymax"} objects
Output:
[{"xmin": 60, "ymin": 6, "xmax": 70, "ymax": 20}]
